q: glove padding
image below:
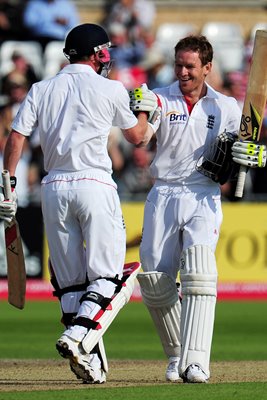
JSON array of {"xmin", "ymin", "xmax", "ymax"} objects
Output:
[
  {"xmin": 232, "ymin": 141, "xmax": 267, "ymax": 168},
  {"xmin": 196, "ymin": 130, "xmax": 236, "ymax": 184},
  {"xmin": 0, "ymin": 185, "xmax": 17, "ymax": 224},
  {"xmin": 129, "ymin": 83, "xmax": 161, "ymax": 123}
]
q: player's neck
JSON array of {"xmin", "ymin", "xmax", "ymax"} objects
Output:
[
  {"xmin": 183, "ymin": 83, "xmax": 207, "ymax": 114},
  {"xmin": 184, "ymin": 96, "xmax": 194, "ymax": 114}
]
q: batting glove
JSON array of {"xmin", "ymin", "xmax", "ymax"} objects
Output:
[
  {"xmin": 0, "ymin": 176, "xmax": 18, "ymax": 224},
  {"xmin": 129, "ymin": 83, "xmax": 161, "ymax": 123},
  {"xmin": 232, "ymin": 141, "xmax": 267, "ymax": 168}
]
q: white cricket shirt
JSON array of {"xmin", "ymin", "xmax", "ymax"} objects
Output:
[
  {"xmin": 150, "ymin": 81, "xmax": 242, "ymax": 185},
  {"xmin": 11, "ymin": 64, "xmax": 138, "ymax": 174}
]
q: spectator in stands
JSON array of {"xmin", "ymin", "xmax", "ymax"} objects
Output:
[
  {"xmin": 223, "ymin": 71, "xmax": 247, "ymax": 109},
  {"xmin": 0, "ymin": 72, "xmax": 43, "ymax": 277},
  {"xmin": 117, "ymin": 141, "xmax": 155, "ymax": 200},
  {"xmin": 132, "ymin": 0, "xmax": 156, "ymax": 30},
  {"xmin": 23, "ymin": 0, "xmax": 80, "ymax": 50},
  {"xmin": 107, "ymin": 22, "xmax": 147, "ymax": 89},
  {"xmin": 139, "ymin": 46, "xmax": 175, "ymax": 89},
  {"xmin": 102, "ymin": 0, "xmax": 117, "ymax": 16},
  {"xmin": 107, "ymin": 126, "xmax": 126, "ymax": 183},
  {"xmin": 108, "ymin": 62, "xmax": 147, "ymax": 90},
  {"xmin": 1, "ymin": 51, "xmax": 40, "ymax": 95},
  {"xmin": 205, "ymin": 59, "xmax": 224, "ymax": 92},
  {"xmin": 0, "ymin": 0, "xmax": 26, "ymax": 43},
  {"xmin": 108, "ymin": 22, "xmax": 145, "ymax": 68},
  {"xmin": 104, "ymin": 0, "xmax": 156, "ymax": 42},
  {"xmin": 0, "ymin": 72, "xmax": 29, "ymax": 133}
]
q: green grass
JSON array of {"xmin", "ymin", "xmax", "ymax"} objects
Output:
[
  {"xmin": 213, "ymin": 301, "xmax": 267, "ymax": 361},
  {"xmin": 1, "ymin": 300, "xmax": 266, "ymax": 360},
  {"xmin": 0, "ymin": 300, "xmax": 62, "ymax": 359},
  {"xmin": 1, "ymin": 382, "xmax": 267, "ymax": 400},
  {"xmin": 0, "ymin": 299, "xmax": 266, "ymax": 400}
]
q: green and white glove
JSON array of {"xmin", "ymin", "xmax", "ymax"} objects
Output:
[
  {"xmin": 129, "ymin": 83, "xmax": 161, "ymax": 123},
  {"xmin": 232, "ymin": 141, "xmax": 266, "ymax": 168}
]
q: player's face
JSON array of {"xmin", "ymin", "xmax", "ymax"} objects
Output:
[
  {"xmin": 95, "ymin": 47, "xmax": 113, "ymax": 77},
  {"xmin": 174, "ymin": 50, "xmax": 211, "ymax": 95}
]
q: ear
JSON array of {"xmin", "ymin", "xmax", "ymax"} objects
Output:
[
  {"xmin": 204, "ymin": 62, "xmax": 212, "ymax": 76},
  {"xmin": 88, "ymin": 54, "xmax": 99, "ymax": 71}
]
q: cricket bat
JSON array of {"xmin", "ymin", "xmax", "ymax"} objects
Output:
[
  {"xmin": 235, "ymin": 30, "xmax": 267, "ymax": 198},
  {"xmin": 2, "ymin": 170, "xmax": 26, "ymax": 309}
]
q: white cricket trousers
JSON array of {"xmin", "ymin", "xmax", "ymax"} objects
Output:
[
  {"xmin": 140, "ymin": 181, "xmax": 223, "ymax": 278},
  {"xmin": 41, "ymin": 170, "xmax": 126, "ymax": 289}
]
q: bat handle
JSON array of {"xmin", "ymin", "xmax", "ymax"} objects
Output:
[
  {"xmin": 235, "ymin": 165, "xmax": 248, "ymax": 198},
  {"xmin": 2, "ymin": 170, "xmax": 12, "ymax": 200}
]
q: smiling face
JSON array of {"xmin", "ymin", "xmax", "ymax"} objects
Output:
[{"xmin": 174, "ymin": 49, "xmax": 212, "ymax": 96}]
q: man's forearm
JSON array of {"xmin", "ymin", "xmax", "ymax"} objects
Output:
[{"xmin": 3, "ymin": 130, "xmax": 26, "ymax": 176}]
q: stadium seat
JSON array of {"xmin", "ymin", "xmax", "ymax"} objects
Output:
[
  {"xmin": 201, "ymin": 22, "xmax": 245, "ymax": 74},
  {"xmin": 0, "ymin": 40, "xmax": 43, "ymax": 79},
  {"xmin": 155, "ymin": 23, "xmax": 198, "ymax": 63},
  {"xmin": 42, "ymin": 41, "xmax": 66, "ymax": 79}
]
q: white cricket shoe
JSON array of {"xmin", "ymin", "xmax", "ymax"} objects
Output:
[
  {"xmin": 69, "ymin": 353, "xmax": 106, "ymax": 384},
  {"xmin": 165, "ymin": 357, "xmax": 181, "ymax": 382},
  {"xmin": 56, "ymin": 334, "xmax": 106, "ymax": 384},
  {"xmin": 183, "ymin": 364, "xmax": 208, "ymax": 383}
]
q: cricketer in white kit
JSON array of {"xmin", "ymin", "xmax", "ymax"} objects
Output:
[
  {"xmin": 2, "ymin": 23, "xmax": 160, "ymax": 384},
  {"xmin": 129, "ymin": 35, "xmax": 266, "ymax": 383}
]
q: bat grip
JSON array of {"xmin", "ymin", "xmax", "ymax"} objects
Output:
[
  {"xmin": 235, "ymin": 165, "xmax": 248, "ymax": 198},
  {"xmin": 2, "ymin": 170, "xmax": 12, "ymax": 200}
]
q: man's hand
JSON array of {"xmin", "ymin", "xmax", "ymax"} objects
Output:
[
  {"xmin": 0, "ymin": 185, "xmax": 17, "ymax": 224},
  {"xmin": 129, "ymin": 83, "xmax": 161, "ymax": 123},
  {"xmin": 232, "ymin": 141, "xmax": 267, "ymax": 168}
]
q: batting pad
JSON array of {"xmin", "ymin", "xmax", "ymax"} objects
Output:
[
  {"xmin": 137, "ymin": 271, "xmax": 181, "ymax": 358},
  {"xmin": 82, "ymin": 262, "xmax": 141, "ymax": 353},
  {"xmin": 179, "ymin": 245, "xmax": 217, "ymax": 378}
]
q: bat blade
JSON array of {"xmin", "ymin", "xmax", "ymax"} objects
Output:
[
  {"xmin": 5, "ymin": 221, "xmax": 26, "ymax": 309},
  {"xmin": 2, "ymin": 170, "xmax": 26, "ymax": 309},
  {"xmin": 235, "ymin": 30, "xmax": 267, "ymax": 198}
]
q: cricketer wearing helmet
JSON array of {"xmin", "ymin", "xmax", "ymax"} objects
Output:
[
  {"xmin": 1, "ymin": 23, "xmax": 160, "ymax": 384},
  {"xmin": 129, "ymin": 35, "xmax": 266, "ymax": 384}
]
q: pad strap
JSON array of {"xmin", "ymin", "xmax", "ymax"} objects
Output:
[
  {"xmin": 61, "ymin": 312, "xmax": 77, "ymax": 328},
  {"xmin": 79, "ymin": 291, "xmax": 112, "ymax": 309},
  {"xmin": 74, "ymin": 316, "xmax": 100, "ymax": 330},
  {"xmin": 52, "ymin": 281, "xmax": 89, "ymax": 299},
  {"xmin": 81, "ymin": 262, "xmax": 141, "ymax": 353}
]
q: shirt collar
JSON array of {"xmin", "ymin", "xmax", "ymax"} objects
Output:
[
  {"xmin": 169, "ymin": 80, "xmax": 219, "ymax": 99},
  {"xmin": 58, "ymin": 63, "xmax": 96, "ymax": 75}
]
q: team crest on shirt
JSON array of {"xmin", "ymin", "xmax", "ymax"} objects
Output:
[
  {"xmin": 207, "ymin": 115, "xmax": 215, "ymax": 129},
  {"xmin": 166, "ymin": 111, "xmax": 187, "ymax": 124}
]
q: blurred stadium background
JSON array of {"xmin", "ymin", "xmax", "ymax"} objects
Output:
[
  {"xmin": 0, "ymin": 0, "xmax": 267, "ymax": 303},
  {"xmin": 78, "ymin": 0, "xmax": 267, "ymax": 37}
]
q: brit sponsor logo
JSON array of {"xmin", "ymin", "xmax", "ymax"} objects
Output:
[{"xmin": 166, "ymin": 111, "xmax": 187, "ymax": 124}]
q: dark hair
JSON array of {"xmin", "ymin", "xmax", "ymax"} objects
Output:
[{"xmin": 174, "ymin": 35, "xmax": 213, "ymax": 65}]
